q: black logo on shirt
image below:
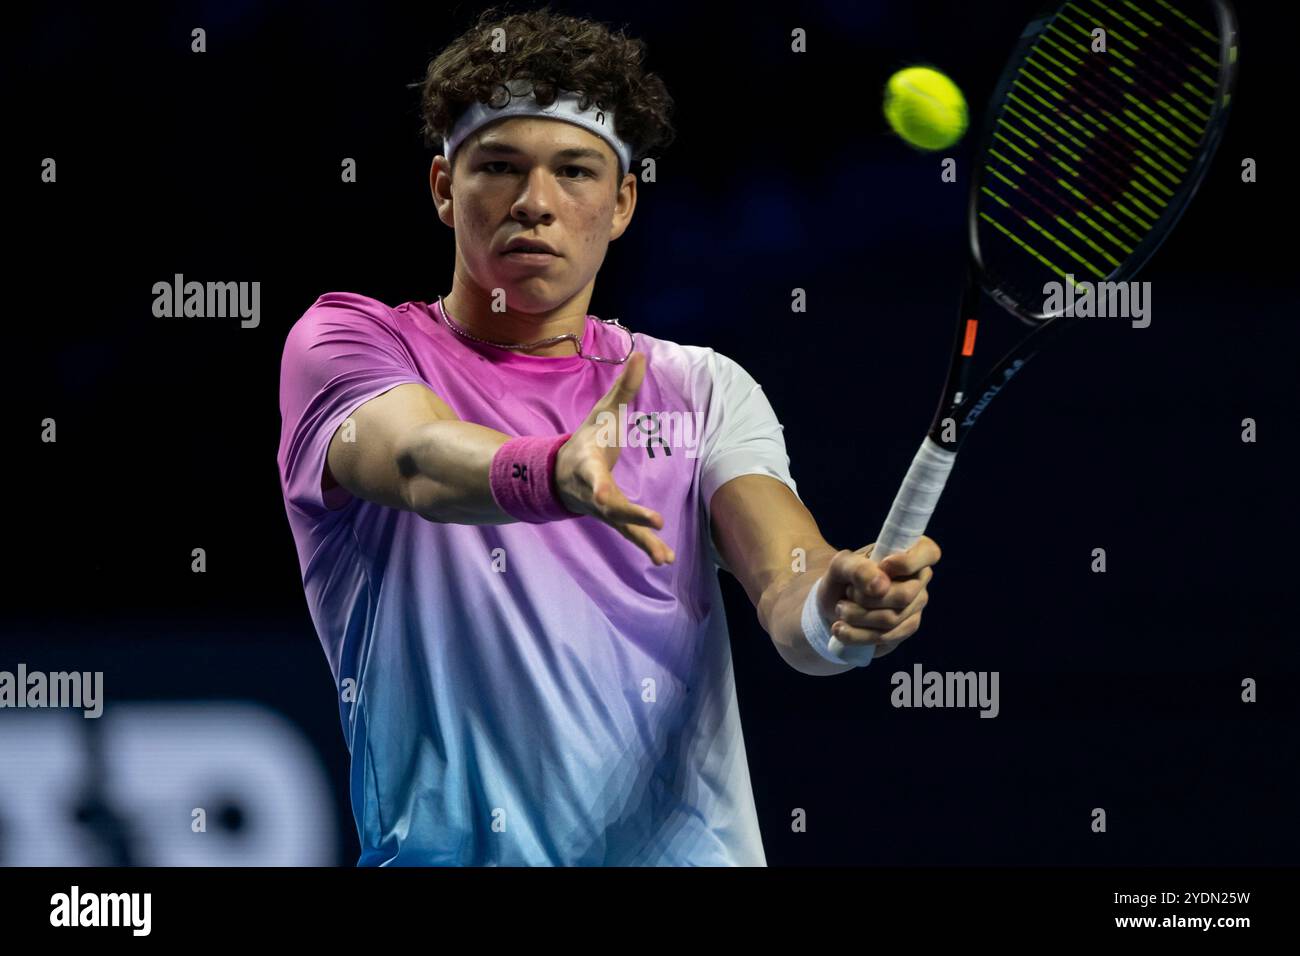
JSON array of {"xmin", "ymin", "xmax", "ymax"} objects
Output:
[{"xmin": 635, "ymin": 414, "xmax": 672, "ymax": 460}]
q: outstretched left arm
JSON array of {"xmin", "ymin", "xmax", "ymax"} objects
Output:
[{"xmin": 709, "ymin": 474, "xmax": 940, "ymax": 676}]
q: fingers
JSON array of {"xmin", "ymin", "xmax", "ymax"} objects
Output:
[
  {"xmin": 591, "ymin": 475, "xmax": 663, "ymax": 530},
  {"xmin": 592, "ymin": 476, "xmax": 675, "ymax": 566},
  {"xmin": 618, "ymin": 521, "xmax": 676, "ymax": 566},
  {"xmin": 578, "ymin": 352, "xmax": 647, "ymax": 454},
  {"xmin": 823, "ymin": 537, "xmax": 939, "ymax": 653},
  {"xmin": 874, "ymin": 535, "xmax": 942, "ymax": 579},
  {"xmin": 598, "ymin": 350, "xmax": 646, "ymax": 411},
  {"xmin": 557, "ymin": 360, "xmax": 670, "ymax": 566},
  {"xmin": 820, "ymin": 549, "xmax": 887, "ymax": 622},
  {"xmin": 827, "ymin": 549, "xmax": 889, "ymax": 600},
  {"xmin": 835, "ymin": 582, "xmax": 929, "ymax": 632},
  {"xmin": 830, "ymin": 608, "xmax": 923, "ymax": 650},
  {"xmin": 847, "ymin": 565, "xmax": 932, "ymax": 610},
  {"xmin": 557, "ymin": 432, "xmax": 673, "ymax": 565}
]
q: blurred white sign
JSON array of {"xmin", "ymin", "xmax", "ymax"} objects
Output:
[{"xmin": 0, "ymin": 702, "xmax": 338, "ymax": 865}]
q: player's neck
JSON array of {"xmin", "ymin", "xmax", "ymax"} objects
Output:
[{"xmin": 440, "ymin": 279, "xmax": 591, "ymax": 358}]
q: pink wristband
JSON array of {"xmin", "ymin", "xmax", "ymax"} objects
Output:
[{"xmin": 489, "ymin": 433, "xmax": 577, "ymax": 523}]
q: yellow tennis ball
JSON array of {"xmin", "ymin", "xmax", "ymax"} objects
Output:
[{"xmin": 883, "ymin": 67, "xmax": 969, "ymax": 151}]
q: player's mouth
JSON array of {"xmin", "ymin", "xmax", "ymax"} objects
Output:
[
  {"xmin": 501, "ymin": 237, "xmax": 561, "ymax": 264},
  {"xmin": 502, "ymin": 250, "xmax": 558, "ymax": 263}
]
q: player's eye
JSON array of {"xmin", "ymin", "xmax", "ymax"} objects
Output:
[
  {"xmin": 559, "ymin": 165, "xmax": 593, "ymax": 179},
  {"xmin": 480, "ymin": 161, "xmax": 513, "ymax": 174}
]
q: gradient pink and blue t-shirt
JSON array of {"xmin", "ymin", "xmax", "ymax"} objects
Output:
[{"xmin": 277, "ymin": 291, "xmax": 801, "ymax": 866}]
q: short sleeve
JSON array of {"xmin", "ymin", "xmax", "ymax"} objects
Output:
[
  {"xmin": 277, "ymin": 292, "xmax": 429, "ymax": 519},
  {"xmin": 697, "ymin": 350, "xmax": 801, "ymax": 573}
]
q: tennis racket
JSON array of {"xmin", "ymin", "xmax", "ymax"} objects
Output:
[{"xmin": 831, "ymin": 0, "xmax": 1239, "ymax": 664}]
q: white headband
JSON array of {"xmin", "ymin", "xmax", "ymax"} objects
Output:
[{"xmin": 443, "ymin": 78, "xmax": 632, "ymax": 178}]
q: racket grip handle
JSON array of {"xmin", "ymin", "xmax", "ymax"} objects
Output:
[{"xmin": 828, "ymin": 436, "xmax": 957, "ymax": 666}]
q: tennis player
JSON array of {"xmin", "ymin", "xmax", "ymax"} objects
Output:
[{"xmin": 277, "ymin": 6, "xmax": 940, "ymax": 866}]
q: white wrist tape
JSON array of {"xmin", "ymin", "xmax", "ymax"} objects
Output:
[{"xmin": 801, "ymin": 574, "xmax": 872, "ymax": 668}]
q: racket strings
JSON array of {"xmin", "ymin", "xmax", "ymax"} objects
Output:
[
  {"xmin": 977, "ymin": 0, "xmax": 1225, "ymax": 305},
  {"xmin": 1044, "ymin": 16, "xmax": 1202, "ymax": 170},
  {"xmin": 1019, "ymin": 46, "xmax": 1177, "ymax": 222}
]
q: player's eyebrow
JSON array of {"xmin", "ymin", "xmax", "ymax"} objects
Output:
[{"xmin": 471, "ymin": 140, "xmax": 608, "ymax": 166}]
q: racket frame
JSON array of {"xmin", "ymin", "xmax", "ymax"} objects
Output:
[
  {"xmin": 830, "ymin": 0, "xmax": 1241, "ymax": 666},
  {"xmin": 931, "ymin": 0, "xmax": 1239, "ymax": 453}
]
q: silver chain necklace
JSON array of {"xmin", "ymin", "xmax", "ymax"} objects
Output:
[{"xmin": 436, "ymin": 295, "xmax": 635, "ymax": 365}]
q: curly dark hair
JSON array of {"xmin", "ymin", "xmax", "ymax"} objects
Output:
[{"xmin": 413, "ymin": 4, "xmax": 675, "ymax": 172}]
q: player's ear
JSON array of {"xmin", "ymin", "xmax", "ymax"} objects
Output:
[
  {"xmin": 431, "ymin": 155, "xmax": 455, "ymax": 228},
  {"xmin": 609, "ymin": 171, "xmax": 636, "ymax": 242}
]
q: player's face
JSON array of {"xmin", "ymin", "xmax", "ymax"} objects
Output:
[{"xmin": 437, "ymin": 117, "xmax": 634, "ymax": 313}]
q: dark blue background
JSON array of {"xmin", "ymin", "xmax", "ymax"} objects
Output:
[{"xmin": 7, "ymin": 0, "xmax": 1297, "ymax": 864}]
